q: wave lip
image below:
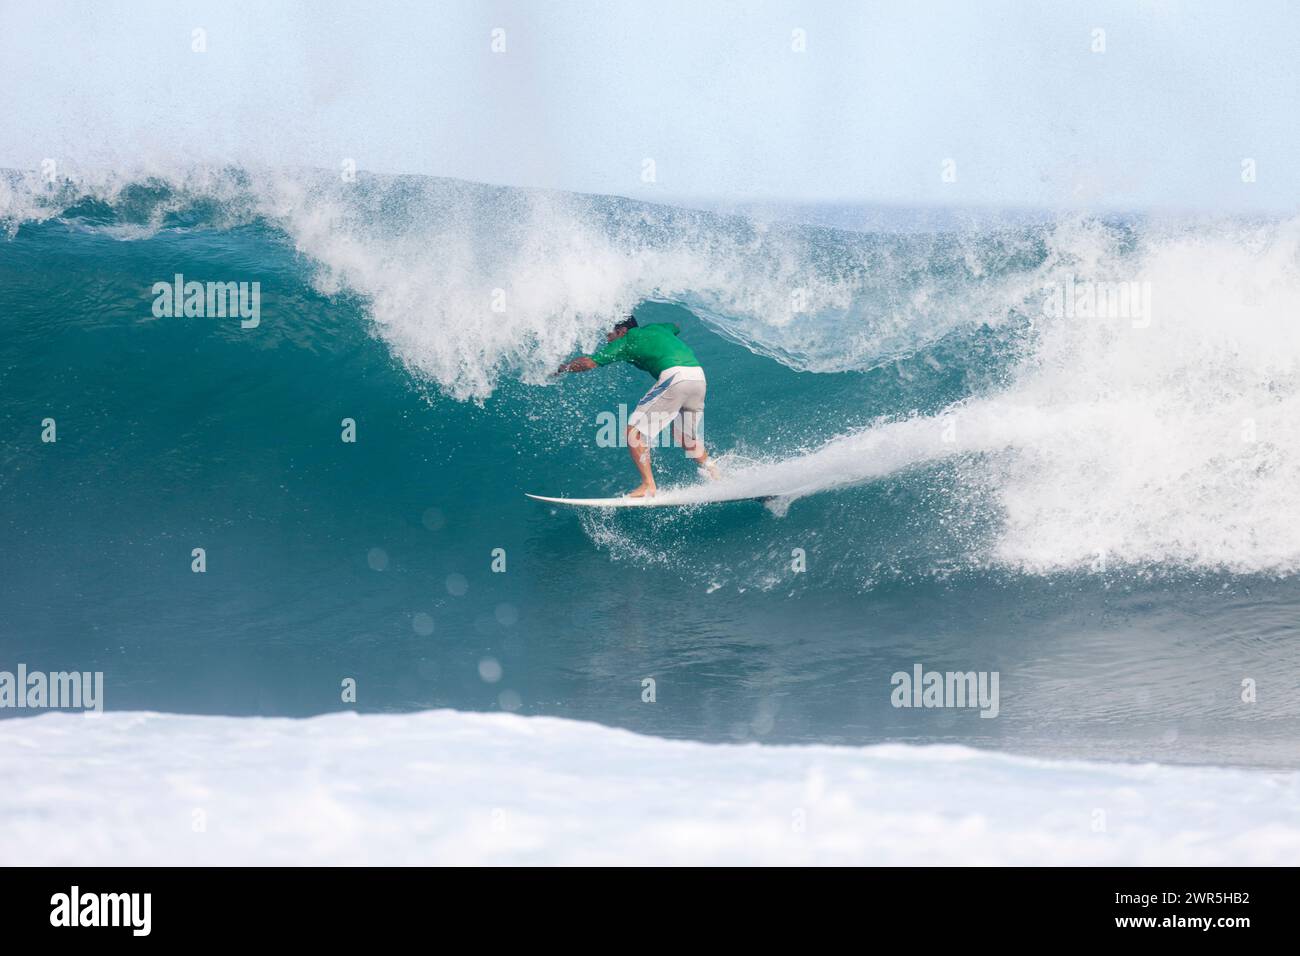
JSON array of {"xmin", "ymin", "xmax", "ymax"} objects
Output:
[
  {"xmin": 3, "ymin": 710, "xmax": 1298, "ymax": 865},
  {"xmin": 0, "ymin": 163, "xmax": 1050, "ymax": 398}
]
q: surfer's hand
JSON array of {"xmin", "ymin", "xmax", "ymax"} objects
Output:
[{"xmin": 556, "ymin": 357, "xmax": 597, "ymax": 374}]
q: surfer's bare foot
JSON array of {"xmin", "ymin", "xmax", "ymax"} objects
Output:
[
  {"xmin": 627, "ymin": 482, "xmax": 656, "ymax": 498},
  {"xmin": 701, "ymin": 461, "xmax": 720, "ymax": 481}
]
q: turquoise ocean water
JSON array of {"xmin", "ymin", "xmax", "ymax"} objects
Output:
[{"xmin": 3, "ymin": 168, "xmax": 1298, "ymax": 769}]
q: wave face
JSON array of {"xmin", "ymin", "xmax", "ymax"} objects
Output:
[{"xmin": 2, "ymin": 166, "xmax": 1300, "ymax": 767}]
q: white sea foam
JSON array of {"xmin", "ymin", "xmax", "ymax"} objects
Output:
[
  {"xmin": 646, "ymin": 217, "xmax": 1300, "ymax": 574},
  {"xmin": 1, "ymin": 709, "xmax": 1296, "ymax": 865},
  {"xmin": 986, "ymin": 220, "xmax": 1300, "ymax": 572}
]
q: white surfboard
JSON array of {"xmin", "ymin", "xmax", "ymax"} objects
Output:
[{"xmin": 525, "ymin": 488, "xmax": 774, "ymax": 508}]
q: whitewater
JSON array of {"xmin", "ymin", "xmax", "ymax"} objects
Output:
[{"xmin": 4, "ymin": 709, "xmax": 1299, "ymax": 866}]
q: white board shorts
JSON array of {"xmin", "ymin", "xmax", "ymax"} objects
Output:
[{"xmin": 628, "ymin": 365, "xmax": 707, "ymax": 448}]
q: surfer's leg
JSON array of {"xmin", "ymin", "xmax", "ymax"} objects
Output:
[
  {"xmin": 626, "ymin": 425, "xmax": 655, "ymax": 497},
  {"xmin": 678, "ymin": 378, "xmax": 718, "ymax": 480},
  {"xmin": 685, "ymin": 443, "xmax": 718, "ymax": 479},
  {"xmin": 627, "ymin": 373, "xmax": 683, "ymax": 497},
  {"xmin": 682, "ymin": 432, "xmax": 718, "ymax": 480}
]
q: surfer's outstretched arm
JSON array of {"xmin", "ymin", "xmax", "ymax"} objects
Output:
[{"xmin": 556, "ymin": 356, "xmax": 597, "ymax": 374}]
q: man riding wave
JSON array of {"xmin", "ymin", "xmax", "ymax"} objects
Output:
[{"xmin": 558, "ymin": 315, "xmax": 718, "ymax": 498}]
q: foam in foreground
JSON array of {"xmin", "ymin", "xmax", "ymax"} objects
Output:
[{"xmin": 3, "ymin": 710, "xmax": 1298, "ymax": 865}]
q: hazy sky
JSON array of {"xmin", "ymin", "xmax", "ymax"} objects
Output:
[{"xmin": 2, "ymin": 0, "xmax": 1297, "ymax": 209}]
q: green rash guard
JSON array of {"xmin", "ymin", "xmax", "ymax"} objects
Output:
[{"xmin": 587, "ymin": 323, "xmax": 701, "ymax": 378}]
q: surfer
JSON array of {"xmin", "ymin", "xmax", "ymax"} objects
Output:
[{"xmin": 558, "ymin": 315, "xmax": 718, "ymax": 498}]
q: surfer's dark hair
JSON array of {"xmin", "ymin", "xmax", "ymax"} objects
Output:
[{"xmin": 613, "ymin": 315, "xmax": 638, "ymax": 334}]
